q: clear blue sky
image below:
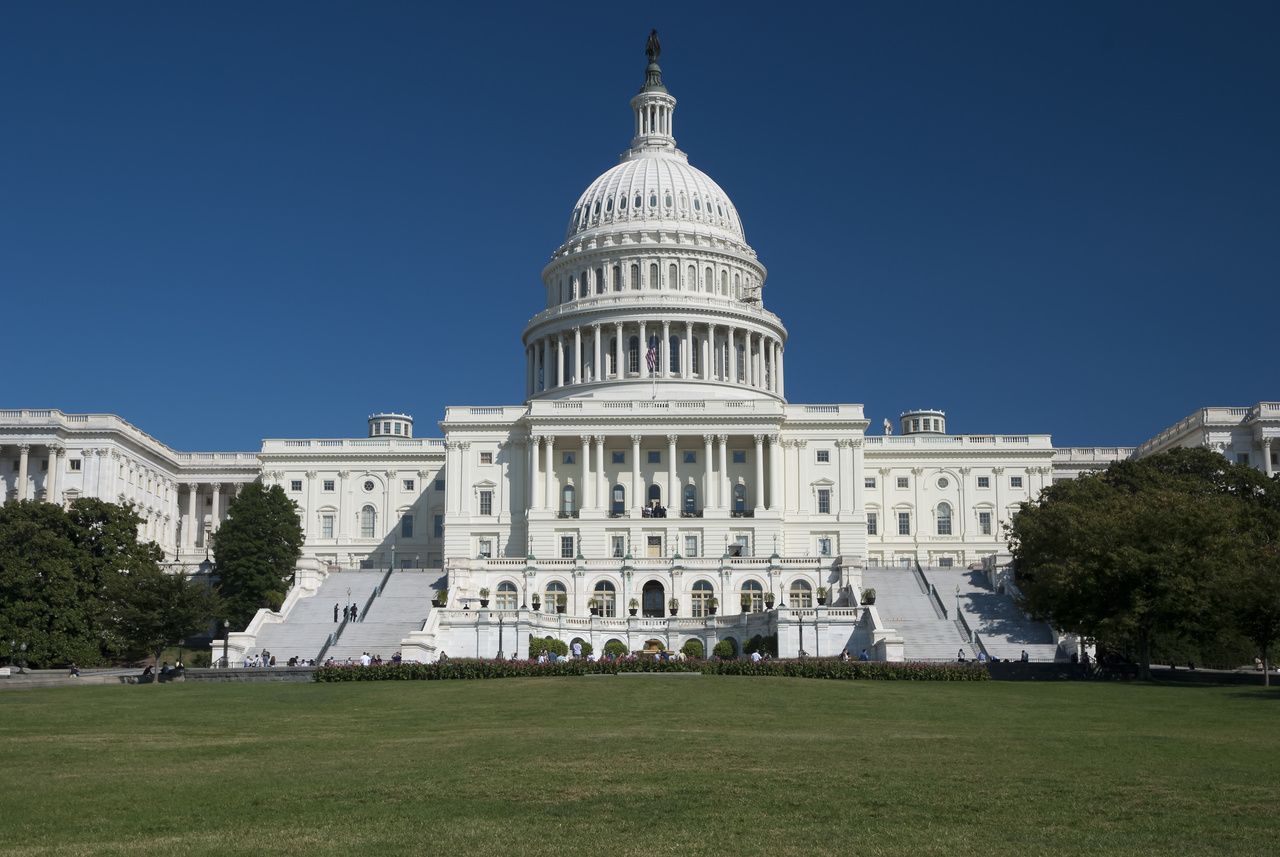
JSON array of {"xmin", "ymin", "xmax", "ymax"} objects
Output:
[{"xmin": 3, "ymin": 2, "xmax": 1276, "ymax": 451}]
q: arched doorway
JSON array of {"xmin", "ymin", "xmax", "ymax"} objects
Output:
[{"xmin": 642, "ymin": 580, "xmax": 665, "ymax": 618}]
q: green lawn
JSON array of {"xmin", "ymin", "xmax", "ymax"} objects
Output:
[{"xmin": 1, "ymin": 678, "xmax": 1277, "ymax": 856}]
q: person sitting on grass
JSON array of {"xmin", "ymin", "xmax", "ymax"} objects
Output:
[
  {"xmin": 68, "ymin": 663, "xmax": 80, "ymax": 678},
  {"xmin": 957, "ymin": 649, "xmax": 967, "ymax": 663}
]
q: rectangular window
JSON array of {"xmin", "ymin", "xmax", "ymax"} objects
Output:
[
  {"xmin": 478, "ymin": 538, "xmax": 493, "ymax": 558},
  {"xmin": 383, "ymin": 421, "xmax": 391, "ymax": 434},
  {"xmin": 683, "ymin": 451, "xmax": 697, "ymax": 464},
  {"xmin": 867, "ymin": 512, "xmax": 878, "ymax": 536},
  {"xmin": 402, "ymin": 479, "xmax": 415, "ymax": 492},
  {"xmin": 1236, "ymin": 453, "xmax": 1250, "ymax": 465},
  {"xmin": 610, "ymin": 535, "xmax": 625, "ymax": 558},
  {"xmin": 560, "ymin": 535, "xmax": 575, "ymax": 559},
  {"xmin": 69, "ymin": 459, "xmax": 81, "ymax": 471},
  {"xmin": 563, "ymin": 451, "xmax": 575, "ymax": 465},
  {"xmin": 896, "ymin": 476, "xmax": 908, "ymax": 489},
  {"xmin": 435, "ymin": 479, "xmax": 445, "ymax": 491},
  {"xmin": 977, "ymin": 476, "xmax": 990, "ymax": 489},
  {"xmin": 321, "ymin": 515, "xmax": 334, "ymax": 538},
  {"xmin": 290, "ymin": 480, "xmax": 302, "ymax": 492},
  {"xmin": 818, "ymin": 537, "xmax": 832, "ymax": 557},
  {"xmin": 480, "ymin": 452, "xmax": 493, "ymax": 465},
  {"xmin": 817, "ymin": 488, "xmax": 831, "ymax": 514},
  {"xmin": 393, "ymin": 423, "xmax": 401, "ymax": 435},
  {"xmin": 816, "ymin": 449, "xmax": 830, "ymax": 463},
  {"xmin": 732, "ymin": 450, "xmax": 746, "ymax": 464},
  {"xmin": 401, "ymin": 515, "xmax": 413, "ymax": 538},
  {"xmin": 939, "ymin": 557, "xmax": 954, "ymax": 568},
  {"xmin": 479, "ymin": 490, "xmax": 493, "ymax": 516},
  {"xmin": 865, "ymin": 476, "xmax": 876, "ymax": 489},
  {"xmin": 323, "ymin": 479, "xmax": 335, "ymax": 492},
  {"xmin": 433, "ymin": 514, "xmax": 444, "ymax": 538},
  {"xmin": 684, "ymin": 534, "xmax": 699, "ymax": 557},
  {"xmin": 734, "ymin": 534, "xmax": 750, "ymax": 556},
  {"xmin": 898, "ymin": 512, "xmax": 911, "ymax": 535},
  {"xmin": 1010, "ymin": 476, "xmax": 1024, "ymax": 489},
  {"xmin": 979, "ymin": 511, "xmax": 992, "ymax": 536},
  {"xmin": 647, "ymin": 450, "xmax": 661, "ymax": 464},
  {"xmin": 612, "ymin": 451, "xmax": 625, "ymax": 465}
]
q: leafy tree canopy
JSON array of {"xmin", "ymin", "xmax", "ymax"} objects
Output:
[{"xmin": 212, "ymin": 482, "xmax": 303, "ymax": 629}]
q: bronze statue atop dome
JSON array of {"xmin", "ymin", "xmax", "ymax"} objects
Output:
[{"xmin": 645, "ymin": 29, "xmax": 660, "ymax": 64}]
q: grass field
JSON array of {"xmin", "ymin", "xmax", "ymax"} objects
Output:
[{"xmin": 2, "ymin": 678, "xmax": 1277, "ymax": 857}]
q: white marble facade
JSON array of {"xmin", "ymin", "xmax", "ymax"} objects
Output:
[{"xmin": 2, "ymin": 48, "xmax": 1275, "ymax": 617}]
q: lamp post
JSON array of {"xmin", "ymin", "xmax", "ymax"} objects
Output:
[
  {"xmin": 222, "ymin": 620, "xmax": 230, "ymax": 668},
  {"xmin": 798, "ymin": 617, "xmax": 807, "ymax": 658},
  {"xmin": 497, "ymin": 614, "xmax": 505, "ymax": 660},
  {"xmin": 18, "ymin": 642, "xmax": 27, "ymax": 674}
]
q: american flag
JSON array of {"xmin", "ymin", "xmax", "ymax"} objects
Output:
[{"xmin": 645, "ymin": 338, "xmax": 658, "ymax": 372}]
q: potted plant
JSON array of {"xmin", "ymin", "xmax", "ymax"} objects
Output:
[
  {"xmin": 668, "ymin": 597, "xmax": 679, "ymax": 617},
  {"xmin": 817, "ymin": 586, "xmax": 828, "ymax": 606},
  {"xmin": 432, "ymin": 588, "xmax": 448, "ymax": 608},
  {"xmin": 763, "ymin": 591, "xmax": 775, "ymax": 609},
  {"xmin": 479, "ymin": 587, "xmax": 490, "ymax": 608},
  {"xmin": 861, "ymin": 587, "xmax": 876, "ymax": 605},
  {"xmin": 707, "ymin": 596, "xmax": 718, "ymax": 616},
  {"xmin": 740, "ymin": 592, "xmax": 752, "ymax": 613},
  {"xmin": 588, "ymin": 597, "xmax": 600, "ymax": 616},
  {"xmin": 628, "ymin": 598, "xmax": 639, "ymax": 617}
]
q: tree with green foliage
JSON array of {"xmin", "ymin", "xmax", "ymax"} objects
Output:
[
  {"xmin": 0, "ymin": 498, "xmax": 219, "ymax": 668},
  {"xmin": 1010, "ymin": 448, "xmax": 1279, "ymax": 680},
  {"xmin": 211, "ymin": 482, "xmax": 303, "ymax": 629}
]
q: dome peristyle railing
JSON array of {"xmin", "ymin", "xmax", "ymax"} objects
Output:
[{"xmin": 523, "ymin": 291, "xmax": 787, "ymax": 335}]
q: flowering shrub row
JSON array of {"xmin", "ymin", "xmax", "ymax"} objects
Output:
[{"xmin": 314, "ymin": 657, "xmax": 989, "ymax": 683}]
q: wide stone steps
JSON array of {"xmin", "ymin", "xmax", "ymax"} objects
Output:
[
  {"xmin": 250, "ymin": 571, "xmax": 386, "ymax": 662},
  {"xmin": 920, "ymin": 567, "xmax": 1062, "ymax": 662},
  {"xmin": 318, "ymin": 572, "xmax": 440, "ymax": 662},
  {"xmin": 863, "ymin": 567, "xmax": 975, "ymax": 661}
]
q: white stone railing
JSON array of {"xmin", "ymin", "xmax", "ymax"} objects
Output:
[
  {"xmin": 524, "ymin": 291, "xmax": 785, "ymax": 330},
  {"xmin": 863, "ymin": 434, "xmax": 1053, "ymax": 449},
  {"xmin": 261, "ymin": 437, "xmax": 447, "ymax": 452}
]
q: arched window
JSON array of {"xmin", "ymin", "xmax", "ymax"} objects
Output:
[
  {"xmin": 630, "ymin": 263, "xmax": 640, "ymax": 290},
  {"xmin": 581, "ymin": 274, "xmax": 591, "ymax": 299},
  {"xmin": 704, "ymin": 266, "xmax": 713, "ymax": 293},
  {"xmin": 612, "ymin": 264, "xmax": 621, "ymax": 292},
  {"xmin": 561, "ymin": 485, "xmax": 576, "ymax": 516},
  {"xmin": 649, "ymin": 263, "xmax": 659, "ymax": 289},
  {"xmin": 721, "ymin": 270, "xmax": 728, "ymax": 293},
  {"xmin": 732, "ymin": 484, "xmax": 747, "ymax": 513},
  {"xmin": 691, "ymin": 579, "xmax": 715, "ymax": 617},
  {"xmin": 360, "ymin": 505, "xmax": 376, "ymax": 538},
  {"xmin": 642, "ymin": 580, "xmax": 665, "ymax": 617},
  {"xmin": 740, "ymin": 580, "xmax": 763, "ymax": 613},
  {"xmin": 545, "ymin": 581, "xmax": 567, "ymax": 612},
  {"xmin": 496, "ymin": 581, "xmax": 518, "ymax": 610},
  {"xmin": 628, "ymin": 336, "xmax": 640, "ymax": 374},
  {"xmin": 669, "ymin": 263, "xmax": 677, "ymax": 290},
  {"xmin": 647, "ymin": 483, "xmax": 662, "ymax": 506},
  {"xmin": 611, "ymin": 484, "xmax": 626, "ymax": 516},
  {"xmin": 687, "ymin": 264, "xmax": 696, "ymax": 291},
  {"xmin": 937, "ymin": 502, "xmax": 953, "ymax": 536},
  {"xmin": 596, "ymin": 267, "xmax": 604, "ymax": 294},
  {"xmin": 789, "ymin": 580, "xmax": 813, "ymax": 608},
  {"xmin": 668, "ymin": 335, "xmax": 680, "ymax": 374},
  {"xmin": 682, "ymin": 484, "xmax": 697, "ymax": 515},
  {"xmin": 593, "ymin": 581, "xmax": 617, "ymax": 617}
]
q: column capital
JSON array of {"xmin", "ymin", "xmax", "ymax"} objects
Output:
[
  {"xmin": 793, "ymin": 439, "xmax": 807, "ymax": 449},
  {"xmin": 957, "ymin": 467, "xmax": 971, "ymax": 475},
  {"xmin": 48, "ymin": 444, "xmax": 64, "ymax": 455},
  {"xmin": 94, "ymin": 448, "xmax": 107, "ymax": 456},
  {"xmin": 630, "ymin": 434, "xmax": 643, "ymax": 445},
  {"xmin": 716, "ymin": 434, "xmax": 729, "ymax": 444},
  {"xmin": 305, "ymin": 470, "xmax": 318, "ymax": 478},
  {"xmin": 850, "ymin": 438, "xmax": 864, "ymax": 449},
  {"xmin": 384, "ymin": 470, "xmax": 397, "ymax": 478},
  {"xmin": 666, "ymin": 434, "xmax": 679, "ymax": 445},
  {"xmin": 17, "ymin": 443, "xmax": 30, "ymax": 453},
  {"xmin": 753, "ymin": 434, "xmax": 764, "ymax": 444},
  {"xmin": 187, "ymin": 482, "xmax": 200, "ymax": 490},
  {"xmin": 580, "ymin": 434, "xmax": 593, "ymax": 444},
  {"xmin": 593, "ymin": 434, "xmax": 606, "ymax": 445},
  {"xmin": 703, "ymin": 433, "xmax": 715, "ymax": 444},
  {"xmin": 910, "ymin": 467, "xmax": 924, "ymax": 476},
  {"xmin": 211, "ymin": 483, "xmax": 223, "ymax": 491},
  {"xmin": 878, "ymin": 467, "xmax": 892, "ymax": 476},
  {"xmin": 992, "ymin": 467, "xmax": 1005, "ymax": 475},
  {"xmin": 768, "ymin": 434, "xmax": 780, "ymax": 445},
  {"xmin": 337, "ymin": 470, "xmax": 350, "ymax": 479}
]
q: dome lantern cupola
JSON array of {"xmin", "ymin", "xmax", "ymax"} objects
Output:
[{"xmin": 629, "ymin": 30, "xmax": 677, "ymax": 153}]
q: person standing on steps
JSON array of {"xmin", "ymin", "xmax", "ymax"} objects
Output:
[
  {"xmin": 351, "ymin": 603, "xmax": 359, "ymax": 623},
  {"xmin": 334, "ymin": 603, "xmax": 340, "ymax": 623}
]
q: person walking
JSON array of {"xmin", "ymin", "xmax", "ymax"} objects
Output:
[
  {"xmin": 351, "ymin": 603, "xmax": 359, "ymax": 622},
  {"xmin": 334, "ymin": 602, "xmax": 340, "ymax": 623}
]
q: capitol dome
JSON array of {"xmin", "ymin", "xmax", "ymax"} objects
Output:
[{"xmin": 565, "ymin": 155, "xmax": 746, "ymax": 245}]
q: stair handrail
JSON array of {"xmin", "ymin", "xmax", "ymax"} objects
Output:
[
  {"xmin": 317, "ymin": 613, "xmax": 350, "ymax": 662},
  {"xmin": 375, "ymin": 564, "xmax": 394, "ymax": 598},
  {"xmin": 955, "ymin": 606, "xmax": 976, "ymax": 644},
  {"xmin": 972, "ymin": 631, "xmax": 990, "ymax": 660},
  {"xmin": 915, "ymin": 561, "xmax": 948, "ymax": 618},
  {"xmin": 909, "ymin": 560, "xmax": 930, "ymax": 595}
]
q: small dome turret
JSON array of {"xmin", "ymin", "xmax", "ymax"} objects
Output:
[
  {"xmin": 901, "ymin": 409, "xmax": 946, "ymax": 435},
  {"xmin": 368, "ymin": 412, "xmax": 414, "ymax": 438}
]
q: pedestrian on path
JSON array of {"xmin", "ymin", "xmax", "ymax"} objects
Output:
[{"xmin": 334, "ymin": 603, "xmax": 340, "ymax": 623}]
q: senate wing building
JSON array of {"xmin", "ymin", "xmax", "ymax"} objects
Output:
[{"xmin": 3, "ymin": 40, "xmax": 1276, "ymax": 663}]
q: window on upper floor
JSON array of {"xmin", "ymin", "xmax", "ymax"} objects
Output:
[
  {"xmin": 684, "ymin": 535, "xmax": 699, "ymax": 558},
  {"xmin": 1010, "ymin": 476, "xmax": 1024, "ymax": 489},
  {"xmin": 560, "ymin": 536, "xmax": 575, "ymax": 559},
  {"xmin": 732, "ymin": 450, "xmax": 746, "ymax": 464},
  {"xmin": 936, "ymin": 502, "xmax": 952, "ymax": 536},
  {"xmin": 865, "ymin": 476, "xmax": 876, "ymax": 489},
  {"xmin": 816, "ymin": 449, "xmax": 830, "ymax": 464},
  {"xmin": 817, "ymin": 488, "xmax": 831, "ymax": 514},
  {"xmin": 433, "ymin": 514, "xmax": 443, "ymax": 538},
  {"xmin": 612, "ymin": 451, "xmax": 625, "ymax": 465},
  {"xmin": 818, "ymin": 537, "xmax": 833, "ymax": 557},
  {"xmin": 402, "ymin": 479, "xmax": 414, "ymax": 492},
  {"xmin": 323, "ymin": 479, "xmax": 335, "ymax": 492},
  {"xmin": 401, "ymin": 514, "xmax": 414, "ymax": 538},
  {"xmin": 321, "ymin": 514, "xmax": 334, "ymax": 539},
  {"xmin": 979, "ymin": 511, "xmax": 992, "ymax": 536},
  {"xmin": 646, "ymin": 450, "xmax": 660, "ymax": 465},
  {"xmin": 480, "ymin": 490, "xmax": 493, "ymax": 516},
  {"xmin": 867, "ymin": 512, "xmax": 878, "ymax": 536},
  {"xmin": 898, "ymin": 512, "xmax": 911, "ymax": 535},
  {"xmin": 896, "ymin": 476, "xmax": 909, "ymax": 489},
  {"xmin": 69, "ymin": 459, "xmax": 81, "ymax": 471},
  {"xmin": 563, "ymin": 451, "xmax": 575, "ymax": 465},
  {"xmin": 683, "ymin": 451, "xmax": 697, "ymax": 464},
  {"xmin": 290, "ymin": 480, "xmax": 302, "ymax": 492},
  {"xmin": 435, "ymin": 478, "xmax": 444, "ymax": 491},
  {"xmin": 977, "ymin": 476, "xmax": 990, "ymax": 489},
  {"xmin": 480, "ymin": 452, "xmax": 493, "ymax": 465}
]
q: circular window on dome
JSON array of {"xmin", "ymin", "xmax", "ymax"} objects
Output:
[
  {"xmin": 649, "ymin": 193, "xmax": 657, "ymax": 208},
  {"xmin": 693, "ymin": 198, "xmax": 701, "ymax": 211},
  {"xmin": 363, "ymin": 480, "xmax": 375, "ymax": 492},
  {"xmin": 937, "ymin": 477, "xmax": 950, "ymax": 489}
]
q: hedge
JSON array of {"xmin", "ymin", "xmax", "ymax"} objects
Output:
[{"xmin": 314, "ymin": 658, "xmax": 990, "ymax": 683}]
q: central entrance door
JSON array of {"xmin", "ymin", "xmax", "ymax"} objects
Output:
[{"xmin": 642, "ymin": 580, "xmax": 665, "ymax": 617}]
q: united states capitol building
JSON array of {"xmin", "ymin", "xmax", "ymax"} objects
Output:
[{"xmin": 3, "ymin": 39, "xmax": 1276, "ymax": 664}]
